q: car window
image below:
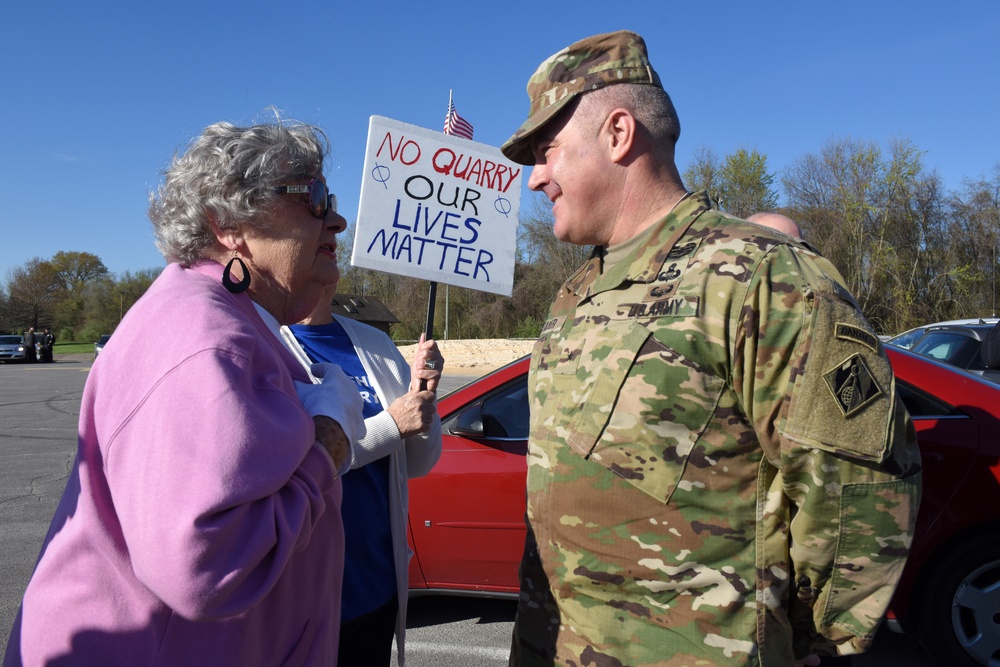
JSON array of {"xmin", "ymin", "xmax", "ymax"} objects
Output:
[
  {"xmin": 481, "ymin": 378, "xmax": 529, "ymax": 439},
  {"xmin": 888, "ymin": 328, "xmax": 926, "ymax": 349},
  {"xmin": 0, "ymin": 336, "xmax": 21, "ymax": 344},
  {"xmin": 896, "ymin": 380, "xmax": 962, "ymax": 419},
  {"xmin": 910, "ymin": 332, "xmax": 978, "ymax": 367}
]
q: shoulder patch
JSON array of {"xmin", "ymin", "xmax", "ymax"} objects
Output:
[
  {"xmin": 782, "ymin": 287, "xmax": 894, "ymax": 462},
  {"xmin": 835, "ymin": 322, "xmax": 879, "ymax": 353},
  {"xmin": 823, "ymin": 354, "xmax": 884, "ymax": 417}
]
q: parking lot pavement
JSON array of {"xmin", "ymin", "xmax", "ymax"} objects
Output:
[{"xmin": 0, "ymin": 359, "xmax": 89, "ymax": 657}]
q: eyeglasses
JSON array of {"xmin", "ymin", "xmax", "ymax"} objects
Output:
[{"xmin": 274, "ymin": 178, "xmax": 337, "ymax": 220}]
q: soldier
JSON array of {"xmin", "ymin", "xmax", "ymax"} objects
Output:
[{"xmin": 501, "ymin": 30, "xmax": 921, "ymax": 667}]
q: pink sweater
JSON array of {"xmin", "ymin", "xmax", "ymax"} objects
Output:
[{"xmin": 4, "ymin": 261, "xmax": 344, "ymax": 667}]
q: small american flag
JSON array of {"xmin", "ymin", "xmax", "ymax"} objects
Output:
[{"xmin": 443, "ymin": 95, "xmax": 474, "ymax": 140}]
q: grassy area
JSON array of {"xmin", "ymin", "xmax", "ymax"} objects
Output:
[{"xmin": 53, "ymin": 342, "xmax": 95, "ymax": 355}]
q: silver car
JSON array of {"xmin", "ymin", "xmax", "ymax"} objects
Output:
[
  {"xmin": 889, "ymin": 318, "xmax": 998, "ymax": 347},
  {"xmin": 94, "ymin": 334, "xmax": 111, "ymax": 359},
  {"xmin": 0, "ymin": 335, "xmax": 29, "ymax": 363}
]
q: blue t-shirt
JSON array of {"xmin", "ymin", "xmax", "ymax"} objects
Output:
[{"xmin": 289, "ymin": 320, "xmax": 396, "ymax": 620}]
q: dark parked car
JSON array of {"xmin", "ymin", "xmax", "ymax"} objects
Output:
[
  {"xmin": 0, "ymin": 335, "xmax": 29, "ymax": 363},
  {"xmin": 887, "ymin": 318, "xmax": 1000, "ymax": 383},
  {"xmin": 94, "ymin": 334, "xmax": 111, "ymax": 359},
  {"xmin": 408, "ymin": 347, "xmax": 1000, "ymax": 666}
]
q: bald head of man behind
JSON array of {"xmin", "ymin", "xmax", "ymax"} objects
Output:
[{"xmin": 747, "ymin": 211, "xmax": 802, "ymax": 239}]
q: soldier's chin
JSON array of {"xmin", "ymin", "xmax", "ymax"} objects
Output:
[
  {"xmin": 552, "ymin": 216, "xmax": 575, "ymax": 243},
  {"xmin": 554, "ymin": 221, "xmax": 595, "ymax": 247}
]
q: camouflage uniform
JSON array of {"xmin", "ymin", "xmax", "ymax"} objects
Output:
[{"xmin": 510, "ymin": 192, "xmax": 922, "ymax": 666}]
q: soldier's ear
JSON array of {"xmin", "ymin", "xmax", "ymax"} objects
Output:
[{"xmin": 602, "ymin": 108, "xmax": 636, "ymax": 164}]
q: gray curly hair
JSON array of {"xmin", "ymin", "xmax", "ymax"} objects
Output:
[{"xmin": 149, "ymin": 115, "xmax": 330, "ymax": 266}]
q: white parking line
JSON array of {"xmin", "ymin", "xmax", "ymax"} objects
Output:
[{"xmin": 394, "ymin": 641, "xmax": 509, "ymax": 663}]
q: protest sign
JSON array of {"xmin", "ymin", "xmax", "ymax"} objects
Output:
[{"xmin": 352, "ymin": 116, "xmax": 521, "ymax": 297}]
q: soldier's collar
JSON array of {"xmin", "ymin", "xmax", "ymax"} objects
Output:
[
  {"xmin": 562, "ymin": 247, "xmax": 604, "ymax": 297},
  {"xmin": 589, "ymin": 191, "xmax": 710, "ymax": 293}
]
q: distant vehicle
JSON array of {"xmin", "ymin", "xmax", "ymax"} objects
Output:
[
  {"xmin": 886, "ymin": 318, "xmax": 1000, "ymax": 382},
  {"xmin": 0, "ymin": 335, "xmax": 29, "ymax": 363},
  {"xmin": 94, "ymin": 334, "xmax": 111, "ymax": 359},
  {"xmin": 887, "ymin": 317, "xmax": 998, "ymax": 350},
  {"xmin": 407, "ymin": 348, "xmax": 1000, "ymax": 666}
]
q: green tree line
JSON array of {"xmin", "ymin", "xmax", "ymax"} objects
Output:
[
  {"xmin": 3, "ymin": 136, "xmax": 998, "ymax": 341},
  {"xmin": 0, "ymin": 251, "xmax": 160, "ymax": 343}
]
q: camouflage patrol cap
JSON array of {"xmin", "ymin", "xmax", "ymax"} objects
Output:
[{"xmin": 501, "ymin": 30, "xmax": 662, "ymax": 165}]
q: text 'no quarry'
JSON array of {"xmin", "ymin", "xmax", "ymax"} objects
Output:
[{"xmin": 352, "ymin": 116, "xmax": 522, "ymax": 296}]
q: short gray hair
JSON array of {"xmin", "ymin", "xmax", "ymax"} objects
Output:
[
  {"xmin": 576, "ymin": 83, "xmax": 681, "ymax": 155},
  {"xmin": 149, "ymin": 115, "xmax": 330, "ymax": 266}
]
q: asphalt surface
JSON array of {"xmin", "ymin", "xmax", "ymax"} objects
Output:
[
  {"xmin": 1, "ymin": 356, "xmax": 88, "ymax": 660},
  {"xmin": 0, "ymin": 355, "xmax": 938, "ymax": 665}
]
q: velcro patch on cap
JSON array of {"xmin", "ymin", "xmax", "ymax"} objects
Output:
[
  {"xmin": 834, "ymin": 322, "xmax": 880, "ymax": 353},
  {"xmin": 823, "ymin": 354, "xmax": 884, "ymax": 417}
]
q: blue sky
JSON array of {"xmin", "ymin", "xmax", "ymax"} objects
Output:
[{"xmin": 2, "ymin": 1, "xmax": 998, "ymax": 280}]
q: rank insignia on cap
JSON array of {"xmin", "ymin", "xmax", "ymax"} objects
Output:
[{"xmin": 823, "ymin": 353, "xmax": 883, "ymax": 417}]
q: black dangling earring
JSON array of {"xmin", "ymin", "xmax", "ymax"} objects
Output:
[{"xmin": 222, "ymin": 253, "xmax": 251, "ymax": 294}]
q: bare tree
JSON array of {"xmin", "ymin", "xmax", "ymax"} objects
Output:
[
  {"xmin": 949, "ymin": 166, "xmax": 1000, "ymax": 317},
  {"xmin": 0, "ymin": 284, "xmax": 10, "ymax": 333},
  {"xmin": 49, "ymin": 251, "xmax": 109, "ymax": 294},
  {"xmin": 682, "ymin": 146, "xmax": 778, "ymax": 218},
  {"xmin": 510, "ymin": 193, "xmax": 592, "ymax": 336},
  {"xmin": 782, "ymin": 136, "xmax": 950, "ymax": 334},
  {"xmin": 5, "ymin": 258, "xmax": 60, "ymax": 330}
]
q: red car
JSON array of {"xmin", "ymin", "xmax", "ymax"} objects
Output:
[{"xmin": 406, "ymin": 346, "xmax": 1000, "ymax": 667}]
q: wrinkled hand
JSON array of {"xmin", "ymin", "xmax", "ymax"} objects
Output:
[
  {"xmin": 387, "ymin": 389, "xmax": 437, "ymax": 439},
  {"xmin": 410, "ymin": 334, "xmax": 444, "ymax": 394},
  {"xmin": 313, "ymin": 416, "xmax": 350, "ymax": 470}
]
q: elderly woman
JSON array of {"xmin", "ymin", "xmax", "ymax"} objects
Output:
[
  {"xmin": 282, "ymin": 283, "xmax": 443, "ymax": 667},
  {"xmin": 3, "ymin": 117, "xmax": 364, "ymax": 666}
]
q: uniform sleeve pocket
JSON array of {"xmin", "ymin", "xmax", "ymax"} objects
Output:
[{"xmin": 820, "ymin": 473, "xmax": 921, "ymax": 637}]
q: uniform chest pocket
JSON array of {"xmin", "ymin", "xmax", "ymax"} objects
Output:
[{"xmin": 549, "ymin": 323, "xmax": 725, "ymax": 505}]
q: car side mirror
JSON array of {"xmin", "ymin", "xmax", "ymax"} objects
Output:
[{"xmin": 449, "ymin": 403, "xmax": 484, "ymax": 438}]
